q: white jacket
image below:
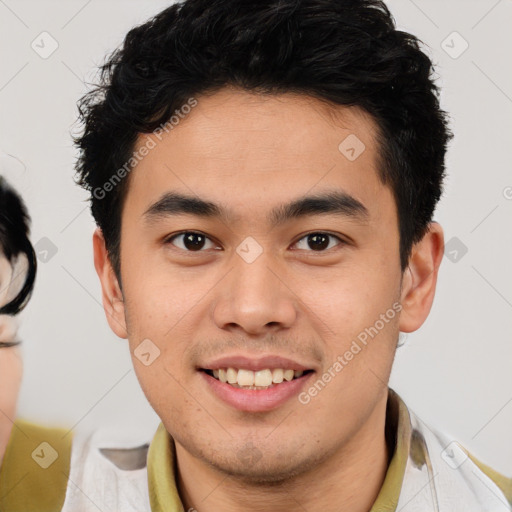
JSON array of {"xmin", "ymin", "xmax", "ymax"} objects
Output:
[{"xmin": 59, "ymin": 389, "xmax": 512, "ymax": 512}]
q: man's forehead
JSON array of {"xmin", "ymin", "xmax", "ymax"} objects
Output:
[
  {"xmin": 126, "ymin": 88, "xmax": 386, "ymax": 224},
  {"xmin": 136, "ymin": 88, "xmax": 378, "ymax": 145}
]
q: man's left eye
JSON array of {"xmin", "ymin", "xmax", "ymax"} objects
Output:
[{"xmin": 292, "ymin": 232, "xmax": 344, "ymax": 252}]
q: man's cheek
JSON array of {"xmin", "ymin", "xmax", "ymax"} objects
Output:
[
  {"xmin": 125, "ymin": 294, "xmax": 172, "ymax": 337},
  {"xmin": 133, "ymin": 362, "xmax": 176, "ymax": 409},
  {"xmin": 139, "ymin": 286, "xmax": 203, "ymax": 330}
]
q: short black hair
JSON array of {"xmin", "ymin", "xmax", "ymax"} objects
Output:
[
  {"xmin": 0, "ymin": 176, "xmax": 37, "ymax": 316},
  {"xmin": 74, "ymin": 0, "xmax": 452, "ymax": 284}
]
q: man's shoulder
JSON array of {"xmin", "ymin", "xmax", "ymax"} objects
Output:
[
  {"xmin": 60, "ymin": 423, "xmax": 154, "ymax": 512},
  {"xmin": 400, "ymin": 401, "xmax": 512, "ymax": 511},
  {"xmin": 465, "ymin": 450, "xmax": 512, "ymax": 505}
]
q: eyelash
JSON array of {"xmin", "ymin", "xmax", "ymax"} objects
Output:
[{"xmin": 164, "ymin": 231, "xmax": 346, "ymax": 253}]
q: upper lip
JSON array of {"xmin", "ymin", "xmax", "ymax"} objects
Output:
[{"xmin": 199, "ymin": 354, "xmax": 316, "ymax": 372}]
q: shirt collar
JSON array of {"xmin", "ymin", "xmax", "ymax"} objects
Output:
[{"xmin": 147, "ymin": 387, "xmax": 411, "ymax": 512}]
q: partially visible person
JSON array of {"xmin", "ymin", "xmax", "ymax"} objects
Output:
[
  {"xmin": 0, "ymin": 175, "xmax": 36, "ymax": 463},
  {"xmin": 0, "ymin": 176, "xmax": 72, "ymax": 512}
]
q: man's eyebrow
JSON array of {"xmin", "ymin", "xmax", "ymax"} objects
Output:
[
  {"xmin": 269, "ymin": 191, "xmax": 369, "ymax": 225},
  {"xmin": 142, "ymin": 191, "xmax": 369, "ymax": 226}
]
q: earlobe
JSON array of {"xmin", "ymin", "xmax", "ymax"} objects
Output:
[
  {"xmin": 398, "ymin": 222, "xmax": 444, "ymax": 333},
  {"xmin": 92, "ymin": 228, "xmax": 128, "ymax": 339}
]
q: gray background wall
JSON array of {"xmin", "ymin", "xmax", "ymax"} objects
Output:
[{"xmin": 1, "ymin": 0, "xmax": 511, "ymax": 475}]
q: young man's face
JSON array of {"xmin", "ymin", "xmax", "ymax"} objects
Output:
[{"xmin": 94, "ymin": 88, "xmax": 442, "ymax": 481}]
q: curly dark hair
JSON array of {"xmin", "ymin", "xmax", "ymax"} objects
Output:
[
  {"xmin": 0, "ymin": 175, "xmax": 37, "ymax": 316},
  {"xmin": 74, "ymin": 0, "xmax": 452, "ymax": 284}
]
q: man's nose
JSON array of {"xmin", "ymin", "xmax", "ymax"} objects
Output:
[{"xmin": 211, "ymin": 247, "xmax": 297, "ymax": 336}]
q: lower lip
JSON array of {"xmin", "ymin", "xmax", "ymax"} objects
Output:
[{"xmin": 199, "ymin": 370, "xmax": 314, "ymax": 412}]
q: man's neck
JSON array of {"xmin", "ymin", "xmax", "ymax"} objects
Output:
[{"xmin": 174, "ymin": 390, "xmax": 393, "ymax": 512}]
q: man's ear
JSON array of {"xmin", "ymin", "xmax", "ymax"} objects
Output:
[
  {"xmin": 92, "ymin": 227, "xmax": 128, "ymax": 339},
  {"xmin": 399, "ymin": 222, "xmax": 444, "ymax": 333}
]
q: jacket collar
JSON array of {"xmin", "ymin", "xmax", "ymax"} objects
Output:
[{"xmin": 146, "ymin": 387, "xmax": 410, "ymax": 512}]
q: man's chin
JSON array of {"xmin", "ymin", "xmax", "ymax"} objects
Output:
[
  {"xmin": 208, "ymin": 461, "xmax": 307, "ymax": 486},
  {"xmin": 194, "ymin": 446, "xmax": 327, "ymax": 487}
]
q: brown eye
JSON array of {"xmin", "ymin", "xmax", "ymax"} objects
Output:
[
  {"xmin": 293, "ymin": 232, "xmax": 344, "ymax": 252},
  {"xmin": 166, "ymin": 231, "xmax": 218, "ymax": 252}
]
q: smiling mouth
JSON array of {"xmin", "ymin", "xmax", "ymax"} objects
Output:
[{"xmin": 200, "ymin": 368, "xmax": 314, "ymax": 390}]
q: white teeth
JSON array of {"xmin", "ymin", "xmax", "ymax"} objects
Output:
[
  {"xmin": 226, "ymin": 367, "xmax": 238, "ymax": 384},
  {"xmin": 254, "ymin": 369, "xmax": 273, "ymax": 387},
  {"xmin": 272, "ymin": 368, "xmax": 284, "ymax": 383},
  {"xmin": 283, "ymin": 369, "xmax": 294, "ymax": 381},
  {"xmin": 209, "ymin": 367, "xmax": 308, "ymax": 387},
  {"xmin": 237, "ymin": 369, "xmax": 254, "ymax": 386}
]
